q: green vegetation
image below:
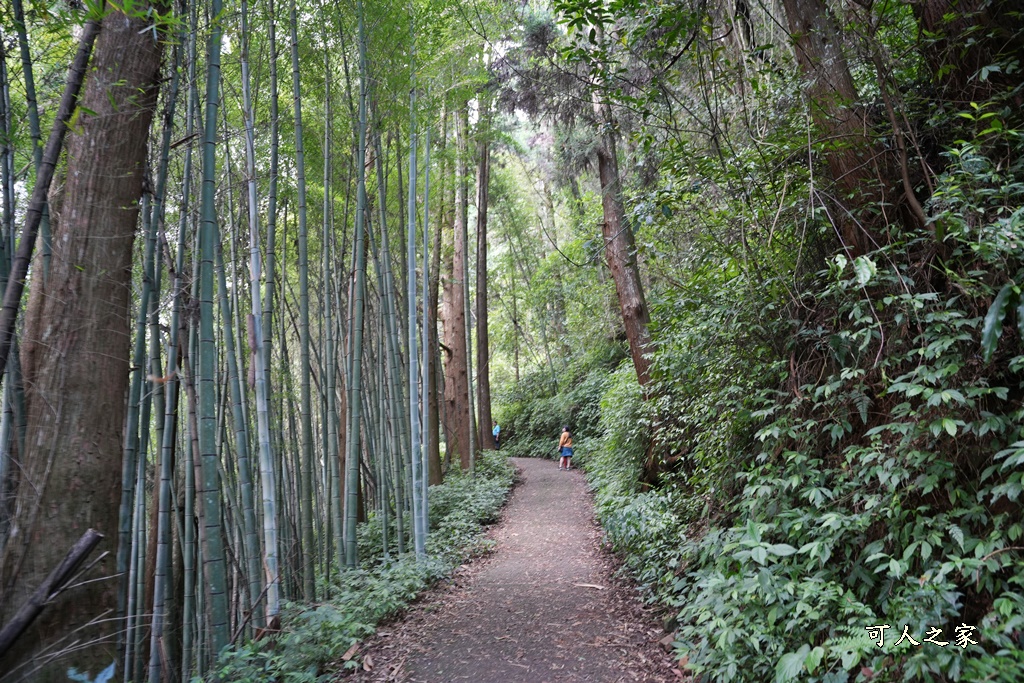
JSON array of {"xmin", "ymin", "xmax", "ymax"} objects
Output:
[
  {"xmin": 1, "ymin": 0, "xmax": 1022, "ymax": 679},
  {"xmin": 492, "ymin": 2, "xmax": 1024, "ymax": 682},
  {"xmin": 215, "ymin": 450, "xmax": 514, "ymax": 681}
]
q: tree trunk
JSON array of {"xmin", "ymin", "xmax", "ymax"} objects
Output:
[
  {"xmin": 592, "ymin": 101, "xmax": 655, "ymax": 388},
  {"xmin": 780, "ymin": 0, "xmax": 885, "ymax": 254},
  {"xmin": 344, "ymin": 0, "xmax": 370, "ymax": 567},
  {"xmin": 0, "ymin": 6, "xmax": 164, "ymax": 679},
  {"xmin": 288, "ymin": 0, "xmax": 315, "ymax": 601},
  {"xmin": 426, "ymin": 111, "xmax": 446, "ymax": 485},
  {"xmin": 475, "ymin": 103, "xmax": 493, "ymax": 450},
  {"xmin": 913, "ymin": 0, "xmax": 1024, "ymax": 102},
  {"xmin": 441, "ymin": 104, "xmax": 473, "ymax": 470}
]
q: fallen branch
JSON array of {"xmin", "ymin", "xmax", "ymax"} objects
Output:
[{"xmin": 0, "ymin": 529, "xmax": 104, "ymax": 659}]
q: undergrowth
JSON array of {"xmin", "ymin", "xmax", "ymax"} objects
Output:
[
  {"xmin": 496, "ymin": 342, "xmax": 623, "ymax": 460},
  {"xmin": 211, "ymin": 450, "xmax": 515, "ymax": 682},
  {"xmin": 497, "ymin": 74, "xmax": 1024, "ymax": 683}
]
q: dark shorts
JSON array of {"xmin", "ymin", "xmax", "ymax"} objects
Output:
[{"xmin": 560, "ymin": 446, "xmax": 573, "ymax": 458}]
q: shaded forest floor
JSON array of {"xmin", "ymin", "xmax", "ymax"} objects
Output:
[{"xmin": 346, "ymin": 457, "xmax": 679, "ymax": 682}]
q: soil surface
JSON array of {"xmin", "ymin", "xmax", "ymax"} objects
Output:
[{"xmin": 348, "ymin": 457, "xmax": 679, "ymax": 682}]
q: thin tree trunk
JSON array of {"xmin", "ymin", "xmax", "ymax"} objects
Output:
[
  {"xmin": 460, "ymin": 103, "xmax": 477, "ymax": 474},
  {"xmin": 475, "ymin": 95, "xmax": 493, "ymax": 450},
  {"xmin": 10, "ymin": 0, "xmax": 51, "ymax": 279},
  {"xmin": 592, "ymin": 96, "xmax": 656, "ymax": 389},
  {"xmin": 240, "ymin": 0, "xmax": 279, "ymax": 624},
  {"xmin": 145, "ymin": 30, "xmax": 184, "ymax": 682},
  {"xmin": 196, "ymin": 0, "xmax": 232, "ymax": 654},
  {"xmin": 427, "ymin": 113, "xmax": 444, "ymax": 484},
  {"xmin": 419, "ymin": 107, "xmax": 433, "ymax": 515},
  {"xmin": 406, "ymin": 42, "xmax": 425, "ymax": 553},
  {"xmin": 321, "ymin": 55, "xmax": 344, "ymax": 574},
  {"xmin": 344, "ymin": 0, "xmax": 370, "ymax": 567}
]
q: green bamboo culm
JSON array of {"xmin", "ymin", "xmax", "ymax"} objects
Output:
[
  {"xmin": 197, "ymin": 0, "xmax": 232, "ymax": 656},
  {"xmin": 241, "ymin": 0, "xmax": 280, "ymax": 623},
  {"xmin": 459, "ymin": 107, "xmax": 476, "ymax": 474},
  {"xmin": 10, "ymin": 0, "xmax": 50, "ymax": 278},
  {"xmin": 179, "ymin": 3, "xmax": 200, "ymax": 675},
  {"xmin": 420, "ymin": 109, "xmax": 431, "ymax": 529},
  {"xmin": 288, "ymin": 0, "xmax": 316, "ymax": 599},
  {"xmin": 371, "ymin": 130, "xmax": 411, "ymax": 482},
  {"xmin": 263, "ymin": 0, "xmax": 279, "ymax": 440},
  {"xmin": 116, "ymin": 156, "xmax": 156, "ymax": 666},
  {"xmin": 370, "ymin": 131, "xmax": 413, "ymax": 551},
  {"xmin": 121, "ymin": 185, "xmax": 153, "ymax": 683},
  {"xmin": 232, "ymin": 0, "xmax": 267, "ymax": 627},
  {"xmin": 344, "ymin": 0, "xmax": 370, "ymax": 568},
  {"xmin": 406, "ymin": 10, "xmax": 425, "ymax": 556},
  {"xmin": 146, "ymin": 27, "xmax": 184, "ymax": 682},
  {"xmin": 321, "ymin": 53, "xmax": 344, "ymax": 573},
  {"xmin": 215, "ymin": 236, "xmax": 261, "ymax": 626}
]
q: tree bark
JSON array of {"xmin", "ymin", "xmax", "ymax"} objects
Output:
[
  {"xmin": 441, "ymin": 105, "xmax": 473, "ymax": 470},
  {"xmin": 913, "ymin": 0, "xmax": 1024, "ymax": 109},
  {"xmin": 427, "ymin": 130, "xmax": 444, "ymax": 484},
  {"xmin": 475, "ymin": 105, "xmax": 493, "ymax": 450},
  {"xmin": 592, "ymin": 101, "xmax": 655, "ymax": 388},
  {"xmin": 780, "ymin": 0, "xmax": 884, "ymax": 254},
  {"xmin": 0, "ymin": 6, "xmax": 164, "ymax": 680}
]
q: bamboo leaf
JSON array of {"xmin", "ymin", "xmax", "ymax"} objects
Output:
[{"xmin": 981, "ymin": 283, "xmax": 1016, "ymax": 362}]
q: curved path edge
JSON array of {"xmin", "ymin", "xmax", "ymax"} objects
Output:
[{"xmin": 348, "ymin": 457, "xmax": 680, "ymax": 683}]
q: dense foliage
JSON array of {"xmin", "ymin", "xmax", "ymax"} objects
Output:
[{"xmin": 493, "ymin": 1, "xmax": 1024, "ymax": 682}]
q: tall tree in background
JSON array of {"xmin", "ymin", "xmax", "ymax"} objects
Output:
[
  {"xmin": 0, "ymin": 4, "xmax": 165, "ymax": 679},
  {"xmin": 441, "ymin": 104, "xmax": 473, "ymax": 470},
  {"xmin": 475, "ymin": 86, "xmax": 494, "ymax": 449},
  {"xmin": 591, "ymin": 95, "xmax": 655, "ymax": 388},
  {"xmin": 425, "ymin": 110, "xmax": 446, "ymax": 484},
  {"xmin": 780, "ymin": 0, "xmax": 887, "ymax": 254}
]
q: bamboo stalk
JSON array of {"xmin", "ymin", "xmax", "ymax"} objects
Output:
[
  {"xmin": 197, "ymin": 0, "xmax": 232, "ymax": 652},
  {"xmin": 241, "ymin": 0, "xmax": 280, "ymax": 623},
  {"xmin": 344, "ymin": 0, "xmax": 370, "ymax": 567},
  {"xmin": 406, "ymin": 20, "xmax": 426, "ymax": 554}
]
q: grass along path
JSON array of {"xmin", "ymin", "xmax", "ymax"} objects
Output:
[{"xmin": 349, "ymin": 457, "xmax": 677, "ymax": 682}]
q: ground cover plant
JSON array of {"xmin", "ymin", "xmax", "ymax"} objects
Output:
[{"xmin": 212, "ymin": 451, "xmax": 515, "ymax": 681}]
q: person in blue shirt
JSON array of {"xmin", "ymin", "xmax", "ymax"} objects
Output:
[{"xmin": 492, "ymin": 421, "xmax": 501, "ymax": 450}]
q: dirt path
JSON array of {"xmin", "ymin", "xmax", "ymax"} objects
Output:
[{"xmin": 350, "ymin": 457, "xmax": 678, "ymax": 682}]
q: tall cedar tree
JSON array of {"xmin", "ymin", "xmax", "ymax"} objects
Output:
[
  {"xmin": 442, "ymin": 105, "xmax": 473, "ymax": 469},
  {"xmin": 0, "ymin": 5, "xmax": 165, "ymax": 679}
]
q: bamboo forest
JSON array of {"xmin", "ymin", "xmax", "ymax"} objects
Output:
[{"xmin": 0, "ymin": 0, "xmax": 1022, "ymax": 680}]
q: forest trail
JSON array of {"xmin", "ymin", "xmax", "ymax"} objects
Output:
[{"xmin": 350, "ymin": 457, "xmax": 677, "ymax": 682}]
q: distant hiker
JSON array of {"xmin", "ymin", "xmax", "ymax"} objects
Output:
[
  {"xmin": 493, "ymin": 421, "xmax": 501, "ymax": 450},
  {"xmin": 558, "ymin": 426, "xmax": 573, "ymax": 470}
]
